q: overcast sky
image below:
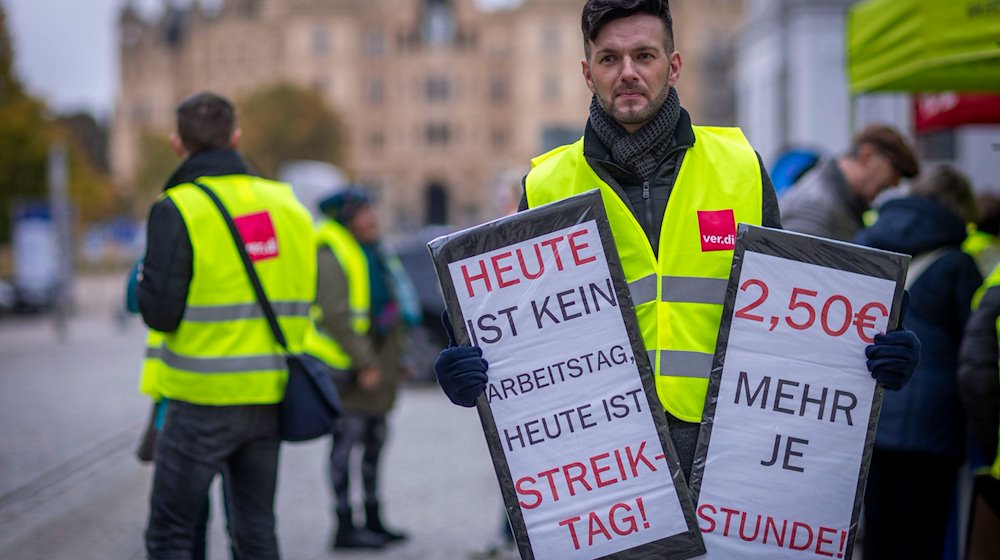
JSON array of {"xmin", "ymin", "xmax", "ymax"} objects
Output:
[{"xmin": 1, "ymin": 0, "xmax": 519, "ymax": 120}]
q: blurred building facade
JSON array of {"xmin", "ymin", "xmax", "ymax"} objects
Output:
[
  {"xmin": 112, "ymin": 0, "xmax": 746, "ymax": 229},
  {"xmin": 737, "ymin": 0, "xmax": 1000, "ymax": 193}
]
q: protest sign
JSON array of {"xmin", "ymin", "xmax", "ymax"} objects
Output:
[
  {"xmin": 429, "ymin": 191, "xmax": 704, "ymax": 560},
  {"xmin": 688, "ymin": 225, "xmax": 908, "ymax": 559}
]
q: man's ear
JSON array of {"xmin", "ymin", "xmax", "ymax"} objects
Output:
[
  {"xmin": 668, "ymin": 50, "xmax": 683, "ymax": 88},
  {"xmin": 230, "ymin": 128, "xmax": 242, "ymax": 149},
  {"xmin": 581, "ymin": 58, "xmax": 596, "ymax": 94},
  {"xmin": 169, "ymin": 133, "xmax": 187, "ymax": 158}
]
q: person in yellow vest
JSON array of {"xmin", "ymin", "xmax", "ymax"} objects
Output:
[
  {"xmin": 434, "ymin": 0, "xmax": 921, "ymax": 484},
  {"xmin": 304, "ymin": 187, "xmax": 420, "ymax": 550},
  {"xmin": 138, "ymin": 91, "xmax": 316, "ymax": 560},
  {"xmin": 959, "ymin": 263, "xmax": 1000, "ymax": 558}
]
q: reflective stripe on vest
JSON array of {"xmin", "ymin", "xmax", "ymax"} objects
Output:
[
  {"xmin": 526, "ymin": 126, "xmax": 762, "ymax": 422},
  {"xmin": 974, "ymin": 263, "xmax": 1000, "ymax": 480},
  {"xmin": 302, "ymin": 219, "xmax": 371, "ymax": 370},
  {"xmin": 153, "ymin": 174, "xmax": 317, "ymax": 406}
]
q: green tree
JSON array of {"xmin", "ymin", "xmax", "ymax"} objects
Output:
[
  {"xmin": 238, "ymin": 83, "xmax": 348, "ymax": 178},
  {"xmin": 0, "ymin": 5, "xmax": 49, "ymax": 244}
]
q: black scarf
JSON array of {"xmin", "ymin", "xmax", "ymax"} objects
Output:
[{"xmin": 588, "ymin": 87, "xmax": 681, "ymax": 180}]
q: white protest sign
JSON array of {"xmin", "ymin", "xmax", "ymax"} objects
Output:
[
  {"xmin": 430, "ymin": 192, "xmax": 704, "ymax": 560},
  {"xmin": 690, "ymin": 225, "xmax": 907, "ymax": 559}
]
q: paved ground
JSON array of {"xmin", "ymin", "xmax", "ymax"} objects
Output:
[{"xmin": 0, "ymin": 274, "xmax": 503, "ymax": 560}]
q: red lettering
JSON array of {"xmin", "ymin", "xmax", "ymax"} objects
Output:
[
  {"xmin": 461, "ymin": 259, "xmax": 491, "ymax": 298},
  {"xmin": 587, "ymin": 510, "xmax": 611, "ymax": 546},
  {"xmin": 515, "ymin": 245, "xmax": 544, "ymax": 279},
  {"xmin": 626, "ymin": 441, "xmax": 658, "ymax": 477},
  {"xmin": 720, "ymin": 507, "xmax": 740, "ymax": 537},
  {"xmin": 567, "ymin": 229, "xmax": 597, "ymax": 266},
  {"xmin": 790, "ymin": 522, "xmax": 814, "ymax": 551},
  {"xmin": 563, "ymin": 462, "xmax": 593, "ymax": 497},
  {"xmin": 515, "ymin": 476, "xmax": 541, "ymax": 510},
  {"xmin": 540, "ymin": 236, "xmax": 565, "ymax": 270},
  {"xmin": 559, "ymin": 516, "xmax": 582, "ymax": 550},
  {"xmin": 490, "ymin": 251, "xmax": 520, "ymax": 288},
  {"xmin": 815, "ymin": 526, "xmax": 837, "ymax": 557},
  {"xmin": 538, "ymin": 468, "xmax": 560, "ymax": 502},
  {"xmin": 764, "ymin": 515, "xmax": 788, "ymax": 546},
  {"xmin": 698, "ymin": 504, "xmax": 717, "ymax": 533},
  {"xmin": 590, "ymin": 452, "xmax": 616, "ymax": 488},
  {"xmin": 608, "ymin": 502, "xmax": 639, "ymax": 536}
]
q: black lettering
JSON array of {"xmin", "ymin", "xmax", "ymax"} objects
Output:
[
  {"xmin": 532, "ymin": 296, "xmax": 560, "ymax": 328},
  {"xmin": 589, "ymin": 278, "xmax": 618, "ymax": 311},
  {"xmin": 774, "ymin": 379, "xmax": 799, "ymax": 415},
  {"xmin": 799, "ymin": 384, "xmax": 828, "ymax": 421},
  {"xmin": 504, "ymin": 424, "xmax": 525, "ymax": 451},
  {"xmin": 498, "ymin": 306, "xmax": 519, "ymax": 337},
  {"xmin": 832, "ymin": 390, "xmax": 857, "ymax": 426},
  {"xmin": 736, "ymin": 371, "xmax": 770, "ymax": 408},
  {"xmin": 556, "ymin": 289, "xmax": 582, "ymax": 321},
  {"xmin": 477, "ymin": 313, "xmax": 502, "ymax": 344}
]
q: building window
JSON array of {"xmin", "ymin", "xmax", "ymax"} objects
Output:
[
  {"xmin": 425, "ymin": 182, "xmax": 449, "ymax": 225},
  {"xmin": 490, "ymin": 77, "xmax": 508, "ymax": 104},
  {"xmin": 312, "ymin": 28, "xmax": 330, "ymax": 56},
  {"xmin": 491, "ymin": 128, "xmax": 508, "ymax": 148},
  {"xmin": 365, "ymin": 77, "xmax": 384, "ymax": 104},
  {"xmin": 542, "ymin": 74, "xmax": 560, "ymax": 102},
  {"xmin": 425, "ymin": 123, "xmax": 451, "ymax": 146},
  {"xmin": 421, "ymin": 0, "xmax": 456, "ymax": 45},
  {"xmin": 369, "ymin": 130, "xmax": 385, "ymax": 151},
  {"xmin": 364, "ymin": 30, "xmax": 386, "ymax": 57},
  {"xmin": 541, "ymin": 22, "xmax": 560, "ymax": 53},
  {"xmin": 425, "ymin": 76, "xmax": 451, "ymax": 102}
]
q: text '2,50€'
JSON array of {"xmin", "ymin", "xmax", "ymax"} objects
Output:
[{"xmin": 733, "ymin": 279, "xmax": 888, "ymax": 343}]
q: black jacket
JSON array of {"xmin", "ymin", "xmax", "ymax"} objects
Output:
[
  {"xmin": 959, "ymin": 282, "xmax": 1000, "ymax": 467},
  {"xmin": 854, "ymin": 197, "xmax": 983, "ymax": 459},
  {"xmin": 138, "ymin": 149, "xmax": 254, "ymax": 332},
  {"xmin": 519, "ymin": 108, "xmax": 781, "ymax": 255}
]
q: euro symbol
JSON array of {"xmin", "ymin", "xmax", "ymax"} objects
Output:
[{"xmin": 853, "ymin": 301, "xmax": 889, "ymax": 343}]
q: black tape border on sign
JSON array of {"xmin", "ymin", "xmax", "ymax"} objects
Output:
[
  {"xmin": 428, "ymin": 190, "xmax": 706, "ymax": 560},
  {"xmin": 687, "ymin": 224, "xmax": 910, "ymax": 560}
]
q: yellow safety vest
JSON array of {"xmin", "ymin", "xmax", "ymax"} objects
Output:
[
  {"xmin": 146, "ymin": 174, "xmax": 317, "ymax": 406},
  {"xmin": 526, "ymin": 126, "xmax": 762, "ymax": 422},
  {"xmin": 973, "ymin": 263, "xmax": 1000, "ymax": 480},
  {"xmin": 302, "ymin": 219, "xmax": 371, "ymax": 370},
  {"xmin": 139, "ymin": 330, "xmax": 165, "ymax": 401}
]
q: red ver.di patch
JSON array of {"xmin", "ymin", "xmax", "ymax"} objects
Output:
[
  {"xmin": 698, "ymin": 209, "xmax": 736, "ymax": 252},
  {"xmin": 235, "ymin": 211, "xmax": 279, "ymax": 262}
]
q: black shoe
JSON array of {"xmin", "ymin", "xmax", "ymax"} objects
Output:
[
  {"xmin": 365, "ymin": 503, "xmax": 409, "ymax": 543},
  {"xmin": 333, "ymin": 527, "xmax": 389, "ymax": 549},
  {"xmin": 334, "ymin": 507, "xmax": 388, "ymax": 549}
]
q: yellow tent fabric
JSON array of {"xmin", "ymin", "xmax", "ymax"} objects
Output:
[{"xmin": 847, "ymin": 0, "xmax": 1000, "ymax": 93}]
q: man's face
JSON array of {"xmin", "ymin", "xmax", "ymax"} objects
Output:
[
  {"xmin": 582, "ymin": 14, "xmax": 682, "ymax": 133},
  {"xmin": 856, "ymin": 144, "xmax": 902, "ymax": 203},
  {"xmin": 348, "ymin": 206, "xmax": 380, "ymax": 244}
]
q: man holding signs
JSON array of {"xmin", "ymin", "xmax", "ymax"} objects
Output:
[{"xmin": 435, "ymin": 0, "xmax": 921, "ymax": 557}]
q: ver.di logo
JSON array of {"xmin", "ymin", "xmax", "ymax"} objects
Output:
[
  {"xmin": 235, "ymin": 211, "xmax": 280, "ymax": 261},
  {"xmin": 697, "ymin": 209, "xmax": 736, "ymax": 252}
]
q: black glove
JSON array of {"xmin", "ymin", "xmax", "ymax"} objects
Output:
[
  {"xmin": 866, "ymin": 291, "xmax": 920, "ymax": 391},
  {"xmin": 434, "ymin": 311, "xmax": 489, "ymax": 407}
]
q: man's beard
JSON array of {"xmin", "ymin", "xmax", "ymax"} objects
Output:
[{"xmin": 598, "ymin": 84, "xmax": 672, "ymax": 128}]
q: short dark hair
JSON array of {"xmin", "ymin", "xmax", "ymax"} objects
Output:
[
  {"xmin": 175, "ymin": 91, "xmax": 236, "ymax": 154},
  {"xmin": 910, "ymin": 164, "xmax": 979, "ymax": 224},
  {"xmin": 581, "ymin": 0, "xmax": 674, "ymax": 60},
  {"xmin": 850, "ymin": 123, "xmax": 919, "ymax": 179}
]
